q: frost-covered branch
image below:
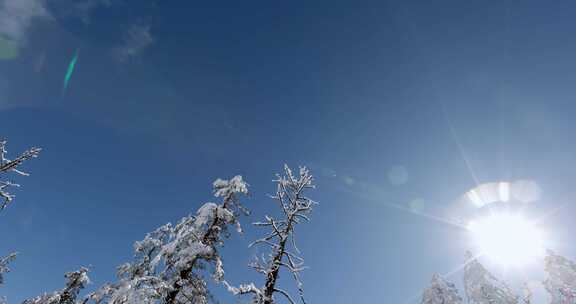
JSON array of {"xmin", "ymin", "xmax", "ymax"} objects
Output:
[
  {"xmin": 226, "ymin": 165, "xmax": 315, "ymax": 304},
  {"xmin": 0, "ymin": 139, "xmax": 41, "ymax": 210},
  {"xmin": 0, "ymin": 253, "xmax": 17, "ymax": 286},
  {"xmin": 0, "ymin": 138, "xmax": 40, "ymax": 294},
  {"xmin": 23, "ymin": 267, "xmax": 90, "ymax": 304}
]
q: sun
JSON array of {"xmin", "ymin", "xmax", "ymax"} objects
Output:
[{"xmin": 467, "ymin": 213, "xmax": 545, "ymax": 267}]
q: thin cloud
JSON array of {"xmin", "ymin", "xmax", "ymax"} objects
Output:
[
  {"xmin": 0, "ymin": 0, "xmax": 52, "ymax": 46},
  {"xmin": 114, "ymin": 24, "xmax": 155, "ymax": 62},
  {"xmin": 53, "ymin": 0, "xmax": 113, "ymax": 24},
  {"xmin": 75, "ymin": 0, "xmax": 112, "ymax": 23},
  {"xmin": 0, "ymin": 0, "xmax": 51, "ymax": 108},
  {"xmin": 0, "ymin": 0, "xmax": 115, "ymax": 47}
]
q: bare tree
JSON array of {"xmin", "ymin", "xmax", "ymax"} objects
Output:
[{"xmin": 225, "ymin": 165, "xmax": 315, "ymax": 304}]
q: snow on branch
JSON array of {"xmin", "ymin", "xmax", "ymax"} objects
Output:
[
  {"xmin": 0, "ymin": 253, "xmax": 17, "ymax": 286},
  {"xmin": 85, "ymin": 175, "xmax": 249, "ymax": 304},
  {"xmin": 0, "ymin": 138, "xmax": 40, "ymax": 296},
  {"xmin": 0, "ymin": 139, "xmax": 41, "ymax": 210},
  {"xmin": 163, "ymin": 175, "xmax": 249, "ymax": 304},
  {"xmin": 23, "ymin": 267, "xmax": 89, "ymax": 304},
  {"xmin": 225, "ymin": 165, "xmax": 315, "ymax": 304}
]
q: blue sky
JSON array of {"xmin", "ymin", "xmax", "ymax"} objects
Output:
[{"xmin": 2, "ymin": 0, "xmax": 576, "ymax": 303}]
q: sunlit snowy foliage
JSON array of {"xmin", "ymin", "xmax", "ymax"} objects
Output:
[
  {"xmin": 521, "ymin": 283, "xmax": 533, "ymax": 304},
  {"xmin": 422, "ymin": 253, "xmax": 521, "ymax": 304},
  {"xmin": 463, "ymin": 252, "xmax": 519, "ymax": 303},
  {"xmin": 85, "ymin": 175, "xmax": 249, "ymax": 304},
  {"xmin": 544, "ymin": 250, "xmax": 576, "ymax": 304},
  {"xmin": 421, "ymin": 274, "xmax": 462, "ymax": 304},
  {"xmin": 421, "ymin": 251, "xmax": 576, "ymax": 304},
  {"xmin": 225, "ymin": 165, "xmax": 315, "ymax": 304},
  {"xmin": 23, "ymin": 268, "xmax": 89, "ymax": 304}
]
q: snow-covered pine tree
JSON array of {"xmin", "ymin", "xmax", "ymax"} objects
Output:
[
  {"xmin": 84, "ymin": 225, "xmax": 173, "ymax": 304},
  {"xmin": 23, "ymin": 267, "xmax": 90, "ymax": 304},
  {"xmin": 421, "ymin": 274, "xmax": 462, "ymax": 304},
  {"xmin": 463, "ymin": 252, "xmax": 519, "ymax": 304},
  {"xmin": 162, "ymin": 175, "xmax": 249, "ymax": 304},
  {"xmin": 225, "ymin": 165, "xmax": 315, "ymax": 304},
  {"xmin": 543, "ymin": 250, "xmax": 576, "ymax": 304},
  {"xmin": 85, "ymin": 175, "xmax": 249, "ymax": 304}
]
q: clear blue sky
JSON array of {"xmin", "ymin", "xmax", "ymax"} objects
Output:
[{"xmin": 1, "ymin": 0, "xmax": 576, "ymax": 303}]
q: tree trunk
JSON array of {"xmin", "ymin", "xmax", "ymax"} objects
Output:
[
  {"xmin": 165, "ymin": 197, "xmax": 231, "ymax": 304},
  {"xmin": 262, "ymin": 215, "xmax": 294, "ymax": 304}
]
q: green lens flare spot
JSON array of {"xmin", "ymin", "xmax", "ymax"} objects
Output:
[
  {"xmin": 63, "ymin": 49, "xmax": 79, "ymax": 92},
  {"xmin": 0, "ymin": 36, "xmax": 19, "ymax": 60}
]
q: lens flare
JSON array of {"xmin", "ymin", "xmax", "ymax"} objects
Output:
[{"xmin": 467, "ymin": 213, "xmax": 544, "ymax": 267}]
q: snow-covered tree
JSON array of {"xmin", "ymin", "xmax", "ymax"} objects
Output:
[
  {"xmin": 23, "ymin": 267, "xmax": 90, "ymax": 304},
  {"xmin": 84, "ymin": 225, "xmax": 173, "ymax": 304},
  {"xmin": 162, "ymin": 175, "xmax": 249, "ymax": 304},
  {"xmin": 85, "ymin": 175, "xmax": 249, "ymax": 304},
  {"xmin": 225, "ymin": 165, "xmax": 315, "ymax": 304},
  {"xmin": 543, "ymin": 250, "xmax": 576, "ymax": 304},
  {"xmin": 463, "ymin": 252, "xmax": 518, "ymax": 304},
  {"xmin": 421, "ymin": 274, "xmax": 462, "ymax": 304}
]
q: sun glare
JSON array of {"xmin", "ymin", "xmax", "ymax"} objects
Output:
[{"xmin": 467, "ymin": 213, "xmax": 544, "ymax": 267}]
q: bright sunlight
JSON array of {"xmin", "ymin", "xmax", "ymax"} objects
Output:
[{"xmin": 467, "ymin": 213, "xmax": 545, "ymax": 267}]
